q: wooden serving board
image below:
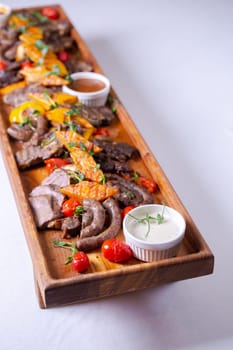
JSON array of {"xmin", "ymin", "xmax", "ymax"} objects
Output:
[{"xmin": 0, "ymin": 4, "xmax": 214, "ymax": 308}]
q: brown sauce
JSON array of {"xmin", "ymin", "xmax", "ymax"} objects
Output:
[{"xmin": 70, "ymin": 78, "xmax": 106, "ymax": 93}]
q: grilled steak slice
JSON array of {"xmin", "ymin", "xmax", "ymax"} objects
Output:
[
  {"xmin": 65, "ymin": 59, "xmax": 93, "ymax": 74},
  {"xmin": 80, "ymin": 199, "xmax": 105, "ymax": 238},
  {"xmin": 42, "ymin": 168, "xmax": 71, "ymax": 187},
  {"xmin": 29, "ymin": 185, "xmax": 65, "ymax": 228},
  {"xmin": 106, "ymin": 173, "xmax": 153, "ymax": 206},
  {"xmin": 76, "ymin": 198, "xmax": 121, "ymax": 251},
  {"xmin": 15, "ymin": 133, "xmax": 63, "ymax": 169},
  {"xmin": 7, "ymin": 123, "xmax": 33, "ymax": 141},
  {"xmin": 94, "ymin": 153, "xmax": 133, "ymax": 174},
  {"xmin": 61, "ymin": 217, "xmax": 81, "ymax": 238},
  {"xmin": 0, "ymin": 28, "xmax": 17, "ymax": 55},
  {"xmin": 3, "ymin": 83, "xmax": 59, "ymax": 107},
  {"xmin": 80, "ymin": 106, "xmax": 115, "ymax": 127},
  {"xmin": 0, "ymin": 67, "xmax": 23, "ymax": 87},
  {"xmin": 93, "ymin": 139, "xmax": 139, "ymax": 162},
  {"xmin": 42, "ymin": 20, "xmax": 71, "ymax": 38},
  {"xmin": 3, "ymin": 42, "xmax": 19, "ymax": 61}
]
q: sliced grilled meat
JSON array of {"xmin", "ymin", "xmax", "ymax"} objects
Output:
[
  {"xmin": 15, "ymin": 132, "xmax": 63, "ymax": 169},
  {"xmin": 80, "ymin": 106, "xmax": 115, "ymax": 127},
  {"xmin": 65, "ymin": 59, "xmax": 92, "ymax": 74},
  {"xmin": 76, "ymin": 198, "xmax": 121, "ymax": 251},
  {"xmin": 93, "ymin": 139, "xmax": 139, "ymax": 162},
  {"xmin": 3, "ymin": 83, "xmax": 59, "ymax": 107},
  {"xmin": 94, "ymin": 152, "xmax": 133, "ymax": 174},
  {"xmin": 106, "ymin": 173, "xmax": 153, "ymax": 206},
  {"xmin": 29, "ymin": 185, "xmax": 65, "ymax": 228},
  {"xmin": 7, "ymin": 123, "xmax": 33, "ymax": 141},
  {"xmin": 80, "ymin": 199, "xmax": 105, "ymax": 238},
  {"xmin": 42, "ymin": 168, "xmax": 71, "ymax": 187}
]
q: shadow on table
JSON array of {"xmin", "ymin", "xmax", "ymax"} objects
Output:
[{"xmin": 63, "ymin": 35, "xmax": 232, "ymax": 350}]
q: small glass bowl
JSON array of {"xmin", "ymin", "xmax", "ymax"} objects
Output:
[
  {"xmin": 62, "ymin": 72, "xmax": 110, "ymax": 107},
  {"xmin": 0, "ymin": 4, "xmax": 11, "ymax": 28},
  {"xmin": 123, "ymin": 204, "xmax": 186, "ymax": 262}
]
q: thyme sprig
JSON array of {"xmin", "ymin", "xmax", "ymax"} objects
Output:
[
  {"xmin": 53, "ymin": 239, "xmax": 78, "ymax": 265},
  {"xmin": 129, "ymin": 206, "xmax": 165, "ymax": 238}
]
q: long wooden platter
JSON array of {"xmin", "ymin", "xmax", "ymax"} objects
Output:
[{"xmin": 0, "ymin": 4, "xmax": 214, "ymax": 308}]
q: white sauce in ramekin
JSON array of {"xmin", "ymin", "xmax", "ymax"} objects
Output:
[{"xmin": 128, "ymin": 215, "xmax": 180, "ymax": 243}]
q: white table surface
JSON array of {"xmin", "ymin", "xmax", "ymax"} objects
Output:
[{"xmin": 0, "ymin": 0, "xmax": 232, "ymax": 349}]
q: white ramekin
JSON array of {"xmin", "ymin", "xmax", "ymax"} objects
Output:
[
  {"xmin": 0, "ymin": 4, "xmax": 11, "ymax": 28},
  {"xmin": 123, "ymin": 204, "xmax": 186, "ymax": 262},
  {"xmin": 62, "ymin": 72, "xmax": 110, "ymax": 107}
]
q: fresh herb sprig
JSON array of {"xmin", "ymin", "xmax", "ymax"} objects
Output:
[
  {"xmin": 129, "ymin": 206, "xmax": 165, "ymax": 238},
  {"xmin": 53, "ymin": 239, "xmax": 77, "ymax": 264}
]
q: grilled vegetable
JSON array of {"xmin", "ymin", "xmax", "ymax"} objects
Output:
[
  {"xmin": 61, "ymin": 181, "xmax": 118, "ymax": 201},
  {"xmin": 9, "ymin": 101, "xmax": 45, "ymax": 124},
  {"xmin": 55, "ymin": 130, "xmax": 102, "ymax": 154}
]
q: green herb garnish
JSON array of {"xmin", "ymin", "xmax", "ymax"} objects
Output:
[
  {"xmin": 129, "ymin": 206, "xmax": 165, "ymax": 238},
  {"xmin": 53, "ymin": 239, "xmax": 77, "ymax": 265},
  {"xmin": 65, "ymin": 107, "xmax": 82, "ymax": 117},
  {"xmin": 19, "ymin": 117, "xmax": 35, "ymax": 130},
  {"xmin": 32, "ymin": 11, "xmax": 49, "ymax": 23},
  {"xmin": 35, "ymin": 39, "xmax": 49, "ymax": 56},
  {"xmin": 93, "ymin": 163, "xmax": 101, "ymax": 172},
  {"xmin": 74, "ymin": 206, "xmax": 84, "ymax": 216},
  {"xmin": 40, "ymin": 134, "xmax": 55, "ymax": 147},
  {"xmin": 67, "ymin": 142, "xmax": 77, "ymax": 148},
  {"xmin": 65, "ymin": 74, "xmax": 74, "ymax": 84},
  {"xmin": 46, "ymin": 64, "xmax": 61, "ymax": 76},
  {"xmin": 100, "ymin": 174, "xmax": 107, "ymax": 184}
]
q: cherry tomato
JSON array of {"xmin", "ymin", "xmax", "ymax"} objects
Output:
[
  {"xmin": 71, "ymin": 251, "xmax": 89, "ymax": 272},
  {"xmin": 137, "ymin": 176, "xmax": 157, "ymax": 193},
  {"xmin": 93, "ymin": 128, "xmax": 110, "ymax": 137},
  {"xmin": 58, "ymin": 51, "xmax": 69, "ymax": 62},
  {"xmin": 62, "ymin": 198, "xmax": 82, "ymax": 217},
  {"xmin": 41, "ymin": 7, "xmax": 59, "ymax": 20},
  {"xmin": 44, "ymin": 158, "xmax": 70, "ymax": 174},
  {"xmin": 122, "ymin": 206, "xmax": 135, "ymax": 219},
  {"xmin": 0, "ymin": 61, "xmax": 7, "ymax": 70},
  {"xmin": 101, "ymin": 238, "xmax": 133, "ymax": 263},
  {"xmin": 21, "ymin": 61, "xmax": 33, "ymax": 69}
]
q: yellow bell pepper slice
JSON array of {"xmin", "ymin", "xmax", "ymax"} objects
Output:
[
  {"xmin": 19, "ymin": 27, "xmax": 43, "ymax": 44},
  {"xmin": 43, "ymin": 58, "xmax": 68, "ymax": 76},
  {"xmin": 46, "ymin": 108, "xmax": 69, "ymax": 124},
  {"xmin": 27, "ymin": 92, "xmax": 77, "ymax": 111},
  {"xmin": 9, "ymin": 101, "xmax": 45, "ymax": 124},
  {"xmin": 0, "ymin": 81, "xmax": 27, "ymax": 95}
]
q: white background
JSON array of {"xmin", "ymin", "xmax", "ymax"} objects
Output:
[{"xmin": 0, "ymin": 1, "xmax": 232, "ymax": 349}]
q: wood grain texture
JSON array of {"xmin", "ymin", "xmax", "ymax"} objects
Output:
[{"xmin": 0, "ymin": 4, "xmax": 214, "ymax": 308}]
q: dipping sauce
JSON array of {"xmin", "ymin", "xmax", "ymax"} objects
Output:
[
  {"xmin": 70, "ymin": 78, "xmax": 106, "ymax": 93},
  {"xmin": 0, "ymin": 5, "xmax": 8, "ymax": 14},
  {"xmin": 127, "ymin": 214, "xmax": 180, "ymax": 244}
]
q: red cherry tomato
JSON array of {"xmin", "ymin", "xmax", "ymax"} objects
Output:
[
  {"xmin": 0, "ymin": 61, "xmax": 7, "ymax": 70},
  {"xmin": 71, "ymin": 251, "xmax": 89, "ymax": 272},
  {"xmin": 41, "ymin": 7, "xmax": 59, "ymax": 20},
  {"xmin": 101, "ymin": 238, "xmax": 133, "ymax": 263},
  {"xmin": 58, "ymin": 51, "xmax": 69, "ymax": 62},
  {"xmin": 93, "ymin": 128, "xmax": 110, "ymax": 137},
  {"xmin": 62, "ymin": 198, "xmax": 82, "ymax": 217},
  {"xmin": 122, "ymin": 205, "xmax": 135, "ymax": 219},
  {"xmin": 44, "ymin": 158, "xmax": 70, "ymax": 174},
  {"xmin": 136, "ymin": 176, "xmax": 157, "ymax": 193},
  {"xmin": 21, "ymin": 61, "xmax": 33, "ymax": 69}
]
